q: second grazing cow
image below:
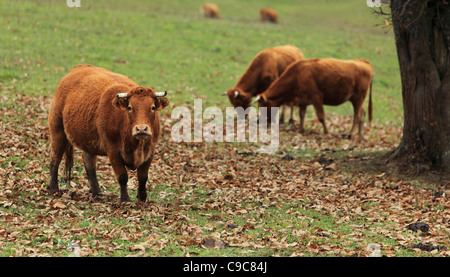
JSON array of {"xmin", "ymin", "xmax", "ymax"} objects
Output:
[{"xmin": 253, "ymin": 58, "xmax": 373, "ymax": 139}]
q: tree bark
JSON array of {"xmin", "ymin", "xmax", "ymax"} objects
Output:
[{"xmin": 390, "ymin": 0, "xmax": 450, "ymax": 172}]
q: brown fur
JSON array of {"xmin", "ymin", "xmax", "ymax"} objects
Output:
[
  {"xmin": 201, "ymin": 3, "xmax": 220, "ymax": 19},
  {"xmin": 48, "ymin": 65, "xmax": 169, "ymax": 203},
  {"xmin": 260, "ymin": 8, "xmax": 278, "ymax": 24},
  {"xmin": 225, "ymin": 45, "xmax": 304, "ymax": 122},
  {"xmin": 256, "ymin": 58, "xmax": 373, "ymax": 139}
]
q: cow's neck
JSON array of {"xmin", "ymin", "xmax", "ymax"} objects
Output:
[
  {"xmin": 266, "ymin": 93, "xmax": 285, "ymax": 108},
  {"xmin": 132, "ymin": 140, "xmax": 148, "ymax": 169},
  {"xmin": 122, "ymin": 136, "xmax": 150, "ymax": 170}
]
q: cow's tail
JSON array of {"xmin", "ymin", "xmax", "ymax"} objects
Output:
[{"xmin": 368, "ymin": 78, "xmax": 373, "ymax": 127}]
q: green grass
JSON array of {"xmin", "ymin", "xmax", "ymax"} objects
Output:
[{"xmin": 1, "ymin": 0, "xmax": 401, "ymax": 125}]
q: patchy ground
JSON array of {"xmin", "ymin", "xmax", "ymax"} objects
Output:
[{"xmin": 0, "ymin": 91, "xmax": 449, "ymax": 257}]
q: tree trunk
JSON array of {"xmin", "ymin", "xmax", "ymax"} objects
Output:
[{"xmin": 390, "ymin": 0, "xmax": 450, "ymax": 172}]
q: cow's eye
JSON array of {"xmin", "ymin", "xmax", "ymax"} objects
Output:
[
  {"xmin": 127, "ymin": 106, "xmax": 132, "ymax": 111},
  {"xmin": 151, "ymin": 105, "xmax": 156, "ymax": 111}
]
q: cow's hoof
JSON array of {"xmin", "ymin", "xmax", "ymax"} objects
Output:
[
  {"xmin": 47, "ymin": 185, "xmax": 60, "ymax": 194},
  {"xmin": 342, "ymin": 133, "xmax": 352, "ymax": 139},
  {"xmin": 136, "ymin": 193, "xmax": 147, "ymax": 203},
  {"xmin": 120, "ymin": 196, "xmax": 131, "ymax": 204},
  {"xmin": 89, "ymin": 188, "xmax": 101, "ymax": 197},
  {"xmin": 90, "ymin": 191, "xmax": 102, "ymax": 200}
]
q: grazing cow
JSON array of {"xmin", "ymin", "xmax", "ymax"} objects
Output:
[
  {"xmin": 48, "ymin": 65, "xmax": 169, "ymax": 203},
  {"xmin": 224, "ymin": 45, "xmax": 305, "ymax": 124},
  {"xmin": 260, "ymin": 8, "xmax": 278, "ymax": 24},
  {"xmin": 201, "ymin": 3, "xmax": 220, "ymax": 19},
  {"xmin": 253, "ymin": 58, "xmax": 373, "ymax": 139}
]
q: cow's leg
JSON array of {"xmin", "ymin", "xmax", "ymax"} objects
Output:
[
  {"xmin": 349, "ymin": 115, "xmax": 357, "ymax": 136},
  {"xmin": 299, "ymin": 105, "xmax": 307, "ymax": 132},
  {"xmin": 108, "ymin": 152, "xmax": 130, "ymax": 203},
  {"xmin": 350, "ymin": 97, "xmax": 365, "ymax": 139},
  {"xmin": 313, "ymin": 103, "xmax": 329, "ymax": 134},
  {"xmin": 288, "ymin": 106, "xmax": 295, "ymax": 125},
  {"xmin": 82, "ymin": 151, "xmax": 101, "ymax": 197},
  {"xmin": 136, "ymin": 156, "xmax": 153, "ymax": 202},
  {"xmin": 349, "ymin": 103, "xmax": 359, "ymax": 135},
  {"xmin": 279, "ymin": 106, "xmax": 286, "ymax": 124},
  {"xmin": 358, "ymin": 109, "xmax": 366, "ymax": 140},
  {"xmin": 48, "ymin": 129, "xmax": 69, "ymax": 194},
  {"xmin": 63, "ymin": 143, "xmax": 73, "ymax": 185}
]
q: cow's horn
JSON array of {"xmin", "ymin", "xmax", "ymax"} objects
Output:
[
  {"xmin": 251, "ymin": 95, "xmax": 261, "ymax": 104},
  {"xmin": 222, "ymin": 91, "xmax": 227, "ymax": 96},
  {"xmin": 234, "ymin": 90, "xmax": 239, "ymax": 98},
  {"xmin": 155, "ymin": 91, "xmax": 167, "ymax": 97},
  {"xmin": 116, "ymin": 93, "xmax": 129, "ymax": 98}
]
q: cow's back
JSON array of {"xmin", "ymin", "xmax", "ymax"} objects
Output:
[
  {"xmin": 237, "ymin": 45, "xmax": 304, "ymax": 94},
  {"xmin": 295, "ymin": 58, "xmax": 372, "ymax": 105},
  {"xmin": 52, "ymin": 65, "xmax": 135, "ymax": 111},
  {"xmin": 264, "ymin": 45, "xmax": 305, "ymax": 74}
]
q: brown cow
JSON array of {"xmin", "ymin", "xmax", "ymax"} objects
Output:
[
  {"xmin": 48, "ymin": 65, "xmax": 169, "ymax": 203},
  {"xmin": 260, "ymin": 8, "xmax": 278, "ymax": 24},
  {"xmin": 224, "ymin": 45, "xmax": 305, "ymax": 124},
  {"xmin": 201, "ymin": 3, "xmax": 220, "ymax": 19},
  {"xmin": 253, "ymin": 58, "xmax": 373, "ymax": 139}
]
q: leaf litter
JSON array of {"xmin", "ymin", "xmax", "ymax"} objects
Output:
[{"xmin": 0, "ymin": 88, "xmax": 449, "ymax": 257}]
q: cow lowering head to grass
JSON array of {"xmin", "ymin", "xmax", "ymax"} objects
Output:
[
  {"xmin": 48, "ymin": 65, "xmax": 169, "ymax": 203},
  {"xmin": 253, "ymin": 58, "xmax": 373, "ymax": 139},
  {"xmin": 201, "ymin": 3, "xmax": 221, "ymax": 19},
  {"xmin": 224, "ymin": 45, "xmax": 304, "ymax": 124},
  {"xmin": 260, "ymin": 8, "xmax": 279, "ymax": 24}
]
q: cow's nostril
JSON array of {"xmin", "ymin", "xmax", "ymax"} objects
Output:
[{"xmin": 134, "ymin": 125, "xmax": 151, "ymax": 137}]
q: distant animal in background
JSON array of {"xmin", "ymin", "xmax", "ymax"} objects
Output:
[
  {"xmin": 260, "ymin": 8, "xmax": 278, "ymax": 24},
  {"xmin": 201, "ymin": 3, "xmax": 221, "ymax": 19}
]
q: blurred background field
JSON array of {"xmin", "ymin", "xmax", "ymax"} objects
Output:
[{"xmin": 0, "ymin": 0, "xmax": 401, "ymax": 126}]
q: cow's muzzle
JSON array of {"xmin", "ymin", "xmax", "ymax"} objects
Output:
[{"xmin": 132, "ymin": 125, "xmax": 152, "ymax": 140}]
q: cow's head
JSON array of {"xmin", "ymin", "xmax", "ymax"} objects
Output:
[
  {"xmin": 113, "ymin": 87, "xmax": 169, "ymax": 141},
  {"xmin": 252, "ymin": 93, "xmax": 269, "ymax": 107},
  {"xmin": 224, "ymin": 88, "xmax": 252, "ymax": 110},
  {"xmin": 252, "ymin": 93, "xmax": 275, "ymax": 122}
]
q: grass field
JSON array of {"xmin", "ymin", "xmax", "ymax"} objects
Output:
[
  {"xmin": 1, "ymin": 0, "xmax": 449, "ymax": 259},
  {"xmin": 1, "ymin": 0, "xmax": 402, "ymax": 125}
]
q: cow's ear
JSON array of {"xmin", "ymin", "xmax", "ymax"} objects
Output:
[
  {"xmin": 113, "ymin": 94, "xmax": 129, "ymax": 111},
  {"xmin": 155, "ymin": 97, "xmax": 169, "ymax": 111}
]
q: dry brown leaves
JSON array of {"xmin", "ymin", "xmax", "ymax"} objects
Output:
[{"xmin": 0, "ymin": 89, "xmax": 449, "ymax": 257}]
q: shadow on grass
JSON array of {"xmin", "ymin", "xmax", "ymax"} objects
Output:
[{"xmin": 337, "ymin": 150, "xmax": 450, "ymax": 189}]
